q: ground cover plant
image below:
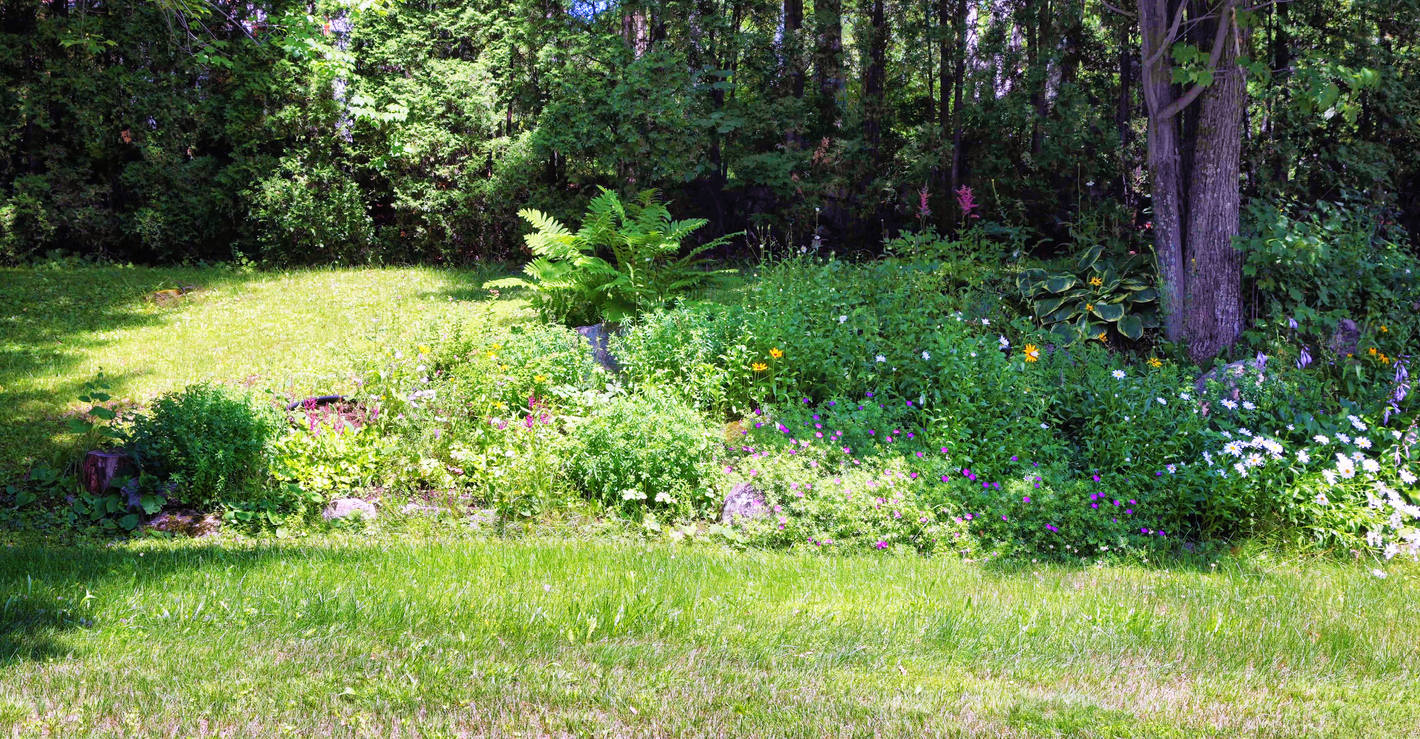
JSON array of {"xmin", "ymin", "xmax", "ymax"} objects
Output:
[{"xmin": 1, "ymin": 534, "xmax": 1418, "ymax": 738}]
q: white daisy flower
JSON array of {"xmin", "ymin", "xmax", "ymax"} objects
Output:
[
  {"xmin": 1337, "ymin": 433, "xmax": 1352, "ymax": 444},
  {"xmin": 1233, "ymin": 462, "xmax": 1249, "ymax": 477},
  {"xmin": 1297, "ymin": 449, "xmax": 1311, "ymax": 464},
  {"xmin": 1323, "ymin": 470, "xmax": 1338, "ymax": 486},
  {"xmin": 1242, "ymin": 400, "xmax": 1256, "ymax": 410},
  {"xmin": 1349, "ymin": 415, "xmax": 1368, "ymax": 432},
  {"xmin": 1385, "ymin": 542, "xmax": 1400, "ymax": 560},
  {"xmin": 1112, "ymin": 369, "xmax": 1126, "ymax": 379},
  {"xmin": 1367, "ymin": 529, "xmax": 1384, "ymax": 547},
  {"xmin": 1336, "ymin": 454, "xmax": 1356, "ymax": 479},
  {"xmin": 1315, "ymin": 492, "xmax": 1329, "ymax": 506},
  {"xmin": 1356, "ymin": 436, "xmax": 1372, "ymax": 449},
  {"xmin": 1179, "ymin": 393, "xmax": 1191, "ymax": 400},
  {"xmin": 1313, "ymin": 435, "xmax": 1330, "ymax": 445},
  {"xmin": 1221, "ymin": 399, "xmax": 1238, "ymax": 410},
  {"xmin": 1223, "ymin": 442, "xmax": 1243, "ymax": 457},
  {"xmin": 1362, "ymin": 458, "xmax": 1381, "ymax": 474},
  {"xmin": 1156, "ymin": 397, "xmax": 1168, "ymax": 405},
  {"xmin": 1246, "ymin": 453, "xmax": 1265, "ymax": 468},
  {"xmin": 999, "ymin": 335, "xmax": 1010, "ymax": 349},
  {"xmin": 1400, "ymin": 468, "xmax": 1418, "ymax": 485},
  {"xmin": 838, "ymin": 315, "xmax": 848, "ymax": 323},
  {"xmin": 876, "ymin": 355, "xmax": 886, "ymax": 363}
]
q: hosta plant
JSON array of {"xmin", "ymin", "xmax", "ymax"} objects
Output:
[
  {"xmin": 1017, "ymin": 245, "xmax": 1157, "ymax": 344},
  {"xmin": 486, "ymin": 188, "xmax": 738, "ymax": 325}
]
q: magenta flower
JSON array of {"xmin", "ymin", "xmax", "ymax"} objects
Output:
[{"xmin": 875, "ymin": 541, "xmax": 888, "ymax": 549}]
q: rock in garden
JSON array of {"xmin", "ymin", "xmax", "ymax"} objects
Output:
[
  {"xmin": 1194, "ymin": 355, "xmax": 1267, "ymax": 399},
  {"xmin": 1329, "ymin": 318, "xmax": 1360, "ymax": 358},
  {"xmin": 147, "ymin": 510, "xmax": 220, "ymax": 537},
  {"xmin": 721, "ymin": 483, "xmax": 768, "ymax": 525},
  {"xmin": 323, "ymin": 498, "xmax": 378, "ymax": 521},
  {"xmin": 467, "ymin": 508, "xmax": 498, "ymax": 528},
  {"xmin": 575, "ymin": 323, "xmax": 621, "ymax": 373}
]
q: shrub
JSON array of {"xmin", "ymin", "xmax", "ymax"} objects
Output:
[
  {"xmin": 613, "ymin": 303, "xmax": 748, "ymax": 414},
  {"xmin": 485, "ymin": 188, "xmax": 738, "ymax": 325},
  {"xmin": 569, "ymin": 391, "xmax": 720, "ymax": 516},
  {"xmin": 125, "ymin": 384, "xmax": 285, "ymax": 508}
]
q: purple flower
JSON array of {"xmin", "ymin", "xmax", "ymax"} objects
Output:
[
  {"xmin": 1010, "ymin": 455, "xmax": 1018, "ymax": 461},
  {"xmin": 1092, "ymin": 474, "xmax": 1100, "ymax": 482},
  {"xmin": 875, "ymin": 541, "xmax": 888, "ymax": 549},
  {"xmin": 865, "ymin": 392, "xmax": 874, "ymax": 398},
  {"xmin": 1001, "ymin": 515, "xmax": 1008, "ymax": 521},
  {"xmin": 906, "ymin": 400, "xmax": 914, "ymax": 407},
  {"xmin": 1023, "ymin": 496, "xmax": 1030, "ymax": 503},
  {"xmin": 802, "ymin": 398, "xmax": 810, "ymax": 404},
  {"xmin": 1091, "ymin": 503, "xmax": 1099, "ymax": 509},
  {"xmin": 828, "ymin": 401, "xmax": 836, "ymax": 406}
]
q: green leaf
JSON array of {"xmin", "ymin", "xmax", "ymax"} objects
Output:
[
  {"xmin": 1130, "ymin": 288, "xmax": 1158, "ymax": 303},
  {"xmin": 140, "ymin": 494, "xmax": 164, "ymax": 515},
  {"xmin": 1075, "ymin": 245, "xmax": 1103, "ymax": 273},
  {"xmin": 14, "ymin": 490, "xmax": 37, "ymax": 508},
  {"xmin": 1033, "ymin": 296, "xmax": 1067, "ymax": 317},
  {"xmin": 1049, "ymin": 323, "xmax": 1078, "ymax": 346},
  {"xmin": 1044, "ymin": 275, "xmax": 1078, "ymax": 293},
  {"xmin": 1117, "ymin": 314, "xmax": 1144, "ymax": 340},
  {"xmin": 1091, "ymin": 303, "xmax": 1126, "ymax": 321},
  {"xmin": 119, "ymin": 513, "xmax": 141, "ymax": 531}
]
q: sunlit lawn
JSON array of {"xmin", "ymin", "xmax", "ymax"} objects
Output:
[
  {"xmin": 0, "ymin": 533, "xmax": 1416, "ymax": 738},
  {"xmin": 0, "ymin": 266, "xmax": 521, "ymax": 474}
]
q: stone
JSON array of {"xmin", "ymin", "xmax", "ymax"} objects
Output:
[
  {"xmin": 147, "ymin": 510, "xmax": 220, "ymax": 537},
  {"xmin": 1328, "ymin": 318, "xmax": 1360, "ymax": 358},
  {"xmin": 575, "ymin": 323, "xmax": 621, "ymax": 373},
  {"xmin": 1194, "ymin": 355, "xmax": 1267, "ymax": 400},
  {"xmin": 720, "ymin": 483, "xmax": 768, "ymax": 525},
  {"xmin": 323, "ymin": 498, "xmax": 377, "ymax": 521}
]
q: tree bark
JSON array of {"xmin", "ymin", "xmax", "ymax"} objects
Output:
[
  {"xmin": 815, "ymin": 0, "xmax": 845, "ymax": 135},
  {"xmin": 1138, "ymin": 0, "xmax": 1187, "ymax": 343},
  {"xmin": 948, "ymin": 0, "xmax": 968, "ymax": 197},
  {"xmin": 1184, "ymin": 5, "xmax": 1246, "ymax": 362},
  {"xmin": 863, "ymin": 0, "xmax": 888, "ymax": 160}
]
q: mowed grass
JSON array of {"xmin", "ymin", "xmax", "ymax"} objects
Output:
[
  {"xmin": 0, "ymin": 266, "xmax": 522, "ymax": 474},
  {"xmin": 0, "ymin": 534, "xmax": 1417, "ymax": 738}
]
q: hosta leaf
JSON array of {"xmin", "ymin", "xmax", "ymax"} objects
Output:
[
  {"xmin": 1130, "ymin": 288, "xmax": 1158, "ymax": 303},
  {"xmin": 1050, "ymin": 322, "xmax": 1079, "ymax": 345},
  {"xmin": 1033, "ymin": 296, "xmax": 1067, "ymax": 316},
  {"xmin": 1091, "ymin": 303, "xmax": 1126, "ymax": 321},
  {"xmin": 1118, "ymin": 314, "xmax": 1144, "ymax": 340},
  {"xmin": 1075, "ymin": 245, "xmax": 1104, "ymax": 272},
  {"xmin": 1045, "ymin": 275, "xmax": 1078, "ymax": 293}
]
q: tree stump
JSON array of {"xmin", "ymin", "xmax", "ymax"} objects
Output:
[{"xmin": 80, "ymin": 450, "xmax": 129, "ymax": 495}]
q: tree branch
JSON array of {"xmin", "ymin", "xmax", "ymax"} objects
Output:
[
  {"xmin": 1142, "ymin": 0, "xmax": 1189, "ymax": 71},
  {"xmin": 1156, "ymin": 0, "xmax": 1236, "ymax": 121},
  {"xmin": 1100, "ymin": 0, "xmax": 1136, "ymax": 18}
]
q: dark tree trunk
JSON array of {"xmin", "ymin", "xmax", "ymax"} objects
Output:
[
  {"xmin": 1116, "ymin": 19, "xmax": 1133, "ymax": 149},
  {"xmin": 1138, "ymin": 0, "xmax": 1187, "ymax": 343},
  {"xmin": 785, "ymin": 0, "xmax": 805, "ymax": 99},
  {"xmin": 863, "ymin": 0, "xmax": 887, "ymax": 160},
  {"xmin": 1184, "ymin": 7, "xmax": 1247, "ymax": 362},
  {"xmin": 948, "ymin": 0, "xmax": 968, "ymax": 197},
  {"xmin": 815, "ymin": 0, "xmax": 844, "ymax": 135}
]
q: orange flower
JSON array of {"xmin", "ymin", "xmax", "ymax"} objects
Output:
[
  {"xmin": 1023, "ymin": 344, "xmax": 1040, "ymax": 363},
  {"xmin": 751, "ymin": 362, "xmax": 768, "ymax": 373},
  {"xmin": 769, "ymin": 348, "xmax": 784, "ymax": 359},
  {"xmin": 1369, "ymin": 347, "xmax": 1378, "ymax": 356}
]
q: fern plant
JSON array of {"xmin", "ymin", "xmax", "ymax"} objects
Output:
[{"xmin": 486, "ymin": 188, "xmax": 739, "ymax": 325}]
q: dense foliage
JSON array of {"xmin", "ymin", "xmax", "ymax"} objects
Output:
[{"xmin": 3, "ymin": 0, "xmax": 1419, "ymax": 265}]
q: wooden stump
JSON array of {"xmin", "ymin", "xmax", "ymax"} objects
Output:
[{"xmin": 81, "ymin": 450, "xmax": 128, "ymax": 494}]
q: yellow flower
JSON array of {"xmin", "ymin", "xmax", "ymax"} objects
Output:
[
  {"xmin": 500, "ymin": 364, "xmax": 508, "ymax": 371},
  {"xmin": 534, "ymin": 375, "xmax": 548, "ymax": 383},
  {"xmin": 1380, "ymin": 325, "xmax": 1389, "ymax": 333},
  {"xmin": 1369, "ymin": 347, "xmax": 1378, "ymax": 356},
  {"xmin": 751, "ymin": 362, "xmax": 769, "ymax": 373},
  {"xmin": 1147, "ymin": 357, "xmax": 1163, "ymax": 368},
  {"xmin": 1381, "ymin": 354, "xmax": 1392, "ymax": 365},
  {"xmin": 1086, "ymin": 303, "xmax": 1094, "ymax": 312},
  {"xmin": 493, "ymin": 343, "xmax": 502, "ymax": 350},
  {"xmin": 1088, "ymin": 276, "xmax": 1103, "ymax": 287},
  {"xmin": 419, "ymin": 345, "xmax": 430, "ymax": 355},
  {"xmin": 769, "ymin": 348, "xmax": 784, "ymax": 359},
  {"xmin": 487, "ymin": 351, "xmax": 498, "ymax": 359},
  {"xmin": 1096, "ymin": 331, "xmax": 1108, "ymax": 342},
  {"xmin": 1023, "ymin": 344, "xmax": 1040, "ymax": 363}
]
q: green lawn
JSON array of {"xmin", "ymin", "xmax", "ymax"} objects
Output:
[
  {"xmin": 0, "ymin": 533, "xmax": 1416, "ymax": 738},
  {"xmin": 0, "ymin": 266, "xmax": 520, "ymax": 474}
]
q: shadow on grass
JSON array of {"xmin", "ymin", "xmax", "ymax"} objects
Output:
[{"xmin": 0, "ymin": 541, "xmax": 357, "ymax": 667}]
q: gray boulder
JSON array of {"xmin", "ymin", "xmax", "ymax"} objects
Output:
[
  {"xmin": 323, "ymin": 498, "xmax": 377, "ymax": 521},
  {"xmin": 1329, "ymin": 318, "xmax": 1361, "ymax": 358},
  {"xmin": 575, "ymin": 323, "xmax": 621, "ymax": 373},
  {"xmin": 721, "ymin": 483, "xmax": 768, "ymax": 525},
  {"xmin": 1194, "ymin": 354, "xmax": 1267, "ymax": 400}
]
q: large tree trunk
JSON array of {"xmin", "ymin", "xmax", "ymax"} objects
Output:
[
  {"xmin": 1184, "ymin": 7, "xmax": 1246, "ymax": 362},
  {"xmin": 863, "ymin": 0, "xmax": 887, "ymax": 160},
  {"xmin": 815, "ymin": 0, "xmax": 845, "ymax": 135},
  {"xmin": 948, "ymin": 0, "xmax": 968, "ymax": 197},
  {"xmin": 1138, "ymin": 0, "xmax": 1187, "ymax": 343}
]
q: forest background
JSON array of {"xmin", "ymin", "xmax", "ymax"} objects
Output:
[{"xmin": 1, "ymin": 0, "xmax": 1416, "ymax": 283}]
